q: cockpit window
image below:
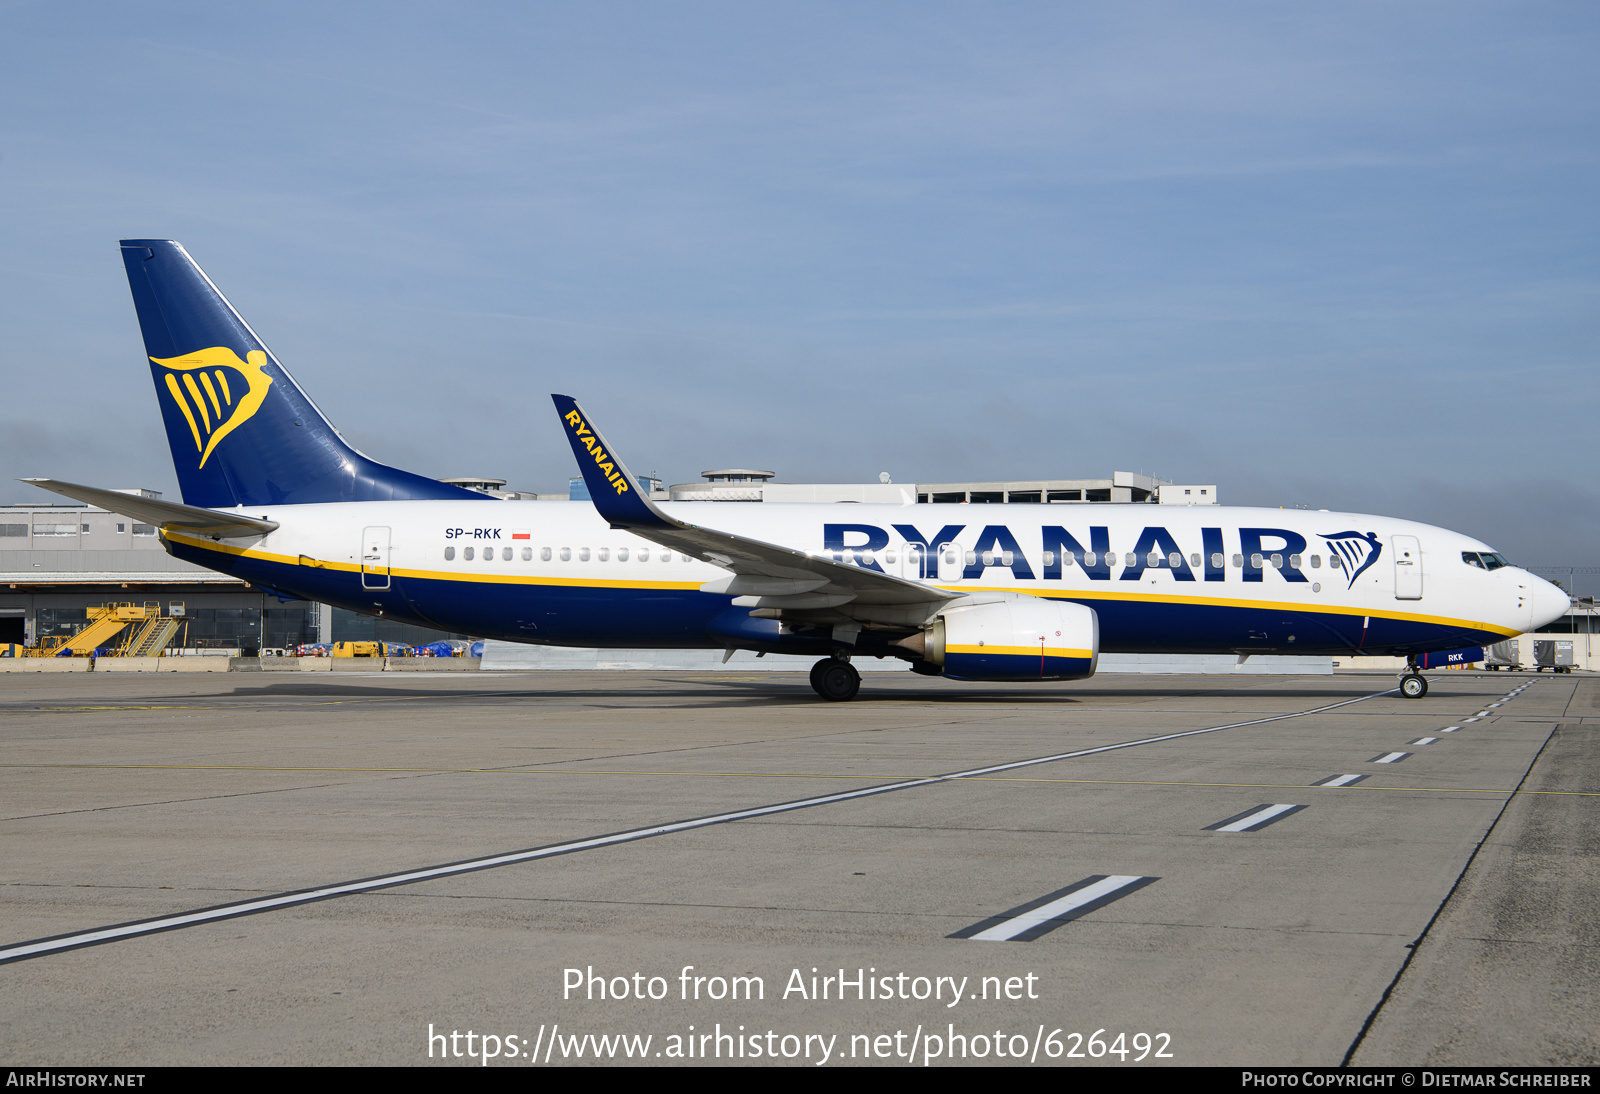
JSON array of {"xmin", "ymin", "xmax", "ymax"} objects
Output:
[
  {"xmin": 1481, "ymin": 552, "xmax": 1508, "ymax": 571},
  {"xmin": 1463, "ymin": 552, "xmax": 1485, "ymax": 569}
]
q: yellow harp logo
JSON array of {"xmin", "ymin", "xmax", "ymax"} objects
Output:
[{"xmin": 151, "ymin": 347, "xmax": 276, "ymax": 469}]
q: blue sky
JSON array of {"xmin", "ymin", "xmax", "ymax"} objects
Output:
[{"xmin": 2, "ymin": 2, "xmax": 1596, "ymax": 579}]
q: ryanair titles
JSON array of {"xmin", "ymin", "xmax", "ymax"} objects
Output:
[
  {"xmin": 823, "ymin": 522, "xmax": 1380, "ymax": 584},
  {"xmin": 562, "ymin": 410, "xmax": 631, "ymax": 497}
]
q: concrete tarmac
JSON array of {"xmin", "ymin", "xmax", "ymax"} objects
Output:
[{"xmin": 0, "ymin": 669, "xmax": 1593, "ymax": 1067}]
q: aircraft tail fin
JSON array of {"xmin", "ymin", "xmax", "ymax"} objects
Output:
[{"xmin": 119, "ymin": 240, "xmax": 489, "ymax": 508}]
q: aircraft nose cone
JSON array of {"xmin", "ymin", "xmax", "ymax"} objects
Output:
[{"xmin": 1528, "ymin": 576, "xmax": 1570, "ymax": 632}]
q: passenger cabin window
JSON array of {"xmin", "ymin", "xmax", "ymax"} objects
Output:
[
  {"xmin": 444, "ymin": 546, "xmax": 455, "ymax": 560},
  {"xmin": 617, "ymin": 548, "xmax": 629, "ymax": 561},
  {"xmin": 598, "ymin": 548, "xmax": 609, "ymax": 562},
  {"xmin": 560, "ymin": 548, "xmax": 571, "ymax": 561},
  {"xmin": 1212, "ymin": 553, "xmax": 1224, "ymax": 569},
  {"xmin": 1310, "ymin": 555, "xmax": 1321, "ymax": 568},
  {"xmin": 522, "ymin": 547, "xmax": 532, "ymax": 561},
  {"xmin": 464, "ymin": 546, "xmax": 475, "ymax": 560},
  {"xmin": 541, "ymin": 547, "xmax": 552, "ymax": 561},
  {"xmin": 502, "ymin": 547, "xmax": 512, "ymax": 561},
  {"xmin": 1329, "ymin": 554, "xmax": 1343, "ymax": 570},
  {"xmin": 579, "ymin": 548, "xmax": 590, "ymax": 561}
]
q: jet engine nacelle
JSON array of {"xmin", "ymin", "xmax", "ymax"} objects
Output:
[{"xmin": 923, "ymin": 597, "xmax": 1098, "ymax": 681}]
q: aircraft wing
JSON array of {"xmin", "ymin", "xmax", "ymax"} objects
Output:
[
  {"xmin": 552, "ymin": 396, "xmax": 956, "ymax": 608},
  {"xmin": 20, "ymin": 478, "xmax": 279, "ymax": 539}
]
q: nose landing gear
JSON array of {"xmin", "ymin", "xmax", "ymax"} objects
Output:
[{"xmin": 1399, "ymin": 656, "xmax": 1429, "ymax": 699}]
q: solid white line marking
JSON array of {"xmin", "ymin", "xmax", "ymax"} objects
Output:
[
  {"xmin": 970, "ymin": 876, "xmax": 1149, "ymax": 941},
  {"xmin": 1370, "ymin": 752, "xmax": 1411, "ymax": 764},
  {"xmin": 1409, "ymin": 737, "xmax": 1438, "ymax": 746},
  {"xmin": 1441, "ymin": 726, "xmax": 1462, "ymax": 732},
  {"xmin": 0, "ymin": 689, "xmax": 1391, "ymax": 965},
  {"xmin": 1207, "ymin": 803, "xmax": 1306, "ymax": 832}
]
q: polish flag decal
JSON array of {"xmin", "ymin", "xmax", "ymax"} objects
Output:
[{"xmin": 512, "ymin": 529, "xmax": 531, "ymax": 540}]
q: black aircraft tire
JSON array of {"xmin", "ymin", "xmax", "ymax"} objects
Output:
[
  {"xmin": 809, "ymin": 659, "xmax": 831, "ymax": 696},
  {"xmin": 1399, "ymin": 673, "xmax": 1428, "ymax": 699},
  {"xmin": 815, "ymin": 661, "xmax": 861, "ymax": 702}
]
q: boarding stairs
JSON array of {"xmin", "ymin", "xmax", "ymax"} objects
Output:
[
  {"xmin": 35, "ymin": 603, "xmax": 159, "ymax": 657},
  {"xmin": 125, "ymin": 614, "xmax": 183, "ymax": 657}
]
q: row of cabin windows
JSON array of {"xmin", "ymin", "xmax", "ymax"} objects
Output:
[
  {"xmin": 439, "ymin": 543, "xmax": 1346, "ymax": 572},
  {"xmin": 443, "ymin": 545, "xmax": 691, "ymax": 563},
  {"xmin": 914, "ymin": 549, "xmax": 1339, "ymax": 570},
  {"xmin": 427, "ymin": 544, "xmax": 1515, "ymax": 576}
]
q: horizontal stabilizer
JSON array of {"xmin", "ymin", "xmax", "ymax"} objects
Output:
[{"xmin": 19, "ymin": 479, "xmax": 278, "ymax": 539}]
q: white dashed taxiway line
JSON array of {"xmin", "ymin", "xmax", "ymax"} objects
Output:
[
  {"xmin": 951, "ymin": 876, "xmax": 1160, "ymax": 942},
  {"xmin": 1204, "ymin": 803, "xmax": 1308, "ymax": 832}
]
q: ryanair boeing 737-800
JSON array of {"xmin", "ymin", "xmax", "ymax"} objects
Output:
[{"xmin": 23, "ymin": 241, "xmax": 1571, "ymax": 700}]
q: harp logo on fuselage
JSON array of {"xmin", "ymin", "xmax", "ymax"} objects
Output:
[
  {"xmin": 1320, "ymin": 531, "xmax": 1383, "ymax": 590},
  {"xmin": 151, "ymin": 346, "xmax": 275, "ymax": 469}
]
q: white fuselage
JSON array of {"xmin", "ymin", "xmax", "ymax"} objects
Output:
[{"xmin": 162, "ymin": 500, "xmax": 1568, "ymax": 655}]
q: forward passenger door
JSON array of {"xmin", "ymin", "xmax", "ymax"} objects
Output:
[{"xmin": 1392, "ymin": 535, "xmax": 1422, "ymax": 600}]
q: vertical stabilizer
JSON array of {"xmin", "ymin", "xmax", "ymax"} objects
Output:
[{"xmin": 120, "ymin": 240, "xmax": 489, "ymax": 508}]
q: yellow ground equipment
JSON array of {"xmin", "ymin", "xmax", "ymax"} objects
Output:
[
  {"xmin": 332, "ymin": 641, "xmax": 382, "ymax": 658},
  {"xmin": 30, "ymin": 603, "xmax": 160, "ymax": 657},
  {"xmin": 124, "ymin": 614, "xmax": 185, "ymax": 657}
]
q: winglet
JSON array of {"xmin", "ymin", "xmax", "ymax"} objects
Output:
[{"xmin": 551, "ymin": 395, "xmax": 673, "ymax": 530}]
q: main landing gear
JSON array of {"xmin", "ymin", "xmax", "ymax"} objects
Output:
[
  {"xmin": 1399, "ymin": 656, "xmax": 1428, "ymax": 699},
  {"xmin": 810, "ymin": 656, "xmax": 861, "ymax": 702}
]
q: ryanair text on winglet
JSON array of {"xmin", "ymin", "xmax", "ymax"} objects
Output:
[{"xmin": 564, "ymin": 410, "xmax": 631, "ymax": 497}]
